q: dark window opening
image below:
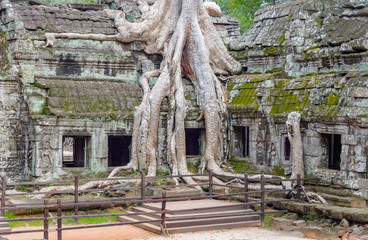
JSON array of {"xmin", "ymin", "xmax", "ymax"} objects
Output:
[
  {"xmin": 283, "ymin": 136, "xmax": 291, "ymax": 161},
  {"xmin": 325, "ymin": 134, "xmax": 342, "ymax": 170},
  {"xmin": 108, "ymin": 136, "xmax": 132, "ymax": 167},
  {"xmin": 280, "ymin": 135, "xmax": 291, "ymax": 165},
  {"xmin": 62, "ymin": 136, "xmax": 89, "ymax": 167},
  {"xmin": 233, "ymin": 126, "xmax": 250, "ymax": 157},
  {"xmin": 185, "ymin": 129, "xmax": 202, "ymax": 156}
]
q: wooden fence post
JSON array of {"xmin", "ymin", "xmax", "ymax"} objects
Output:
[
  {"xmin": 260, "ymin": 174, "xmax": 265, "ymax": 226},
  {"xmin": 57, "ymin": 198, "xmax": 62, "ymax": 240},
  {"xmin": 244, "ymin": 173, "xmax": 248, "ymax": 209},
  {"xmin": 43, "ymin": 200, "xmax": 49, "ymax": 240},
  {"xmin": 296, "ymin": 174, "xmax": 301, "ymax": 201},
  {"xmin": 160, "ymin": 191, "xmax": 167, "ymax": 236},
  {"xmin": 208, "ymin": 170, "xmax": 213, "ymax": 196},
  {"xmin": 141, "ymin": 172, "xmax": 146, "ymax": 200},
  {"xmin": 1, "ymin": 177, "xmax": 6, "ymax": 216},
  {"xmin": 74, "ymin": 175, "xmax": 79, "ymax": 224}
]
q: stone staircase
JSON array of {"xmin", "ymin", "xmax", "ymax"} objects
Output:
[
  {"xmin": 0, "ymin": 216, "xmax": 11, "ymax": 233},
  {"xmin": 118, "ymin": 199, "xmax": 261, "ymax": 234}
]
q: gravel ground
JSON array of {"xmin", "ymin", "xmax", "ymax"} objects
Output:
[{"xmin": 136, "ymin": 227, "xmax": 314, "ymax": 240}]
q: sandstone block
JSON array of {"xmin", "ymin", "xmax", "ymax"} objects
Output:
[
  {"xmin": 293, "ymin": 220, "xmax": 306, "ymax": 227},
  {"xmin": 340, "ymin": 218, "xmax": 349, "ymax": 228},
  {"xmin": 301, "ymin": 226, "xmax": 335, "ymax": 240},
  {"xmin": 351, "ymin": 198, "xmax": 366, "ymax": 209},
  {"xmin": 269, "ymin": 217, "xmax": 293, "ymax": 230}
]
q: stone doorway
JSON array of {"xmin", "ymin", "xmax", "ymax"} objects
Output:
[
  {"xmin": 232, "ymin": 126, "xmax": 250, "ymax": 158},
  {"xmin": 322, "ymin": 134, "xmax": 342, "ymax": 170},
  {"xmin": 185, "ymin": 129, "xmax": 202, "ymax": 156},
  {"xmin": 108, "ymin": 136, "xmax": 132, "ymax": 167},
  {"xmin": 62, "ymin": 136, "xmax": 89, "ymax": 167}
]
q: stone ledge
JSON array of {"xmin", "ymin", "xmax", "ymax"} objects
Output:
[{"xmin": 273, "ymin": 201, "xmax": 368, "ymax": 223}]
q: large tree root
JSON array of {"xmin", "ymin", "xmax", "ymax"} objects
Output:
[{"xmin": 44, "ymin": 0, "xmax": 243, "ymax": 187}]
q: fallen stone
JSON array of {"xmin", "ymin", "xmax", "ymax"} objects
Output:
[
  {"xmin": 269, "ymin": 217, "xmax": 294, "ymax": 230},
  {"xmin": 340, "ymin": 218, "xmax": 349, "ymax": 228},
  {"xmin": 283, "ymin": 212, "xmax": 298, "ymax": 221},
  {"xmin": 293, "ymin": 220, "xmax": 306, "ymax": 227},
  {"xmin": 351, "ymin": 227, "xmax": 364, "ymax": 236},
  {"xmin": 342, "ymin": 233, "xmax": 349, "ymax": 240},
  {"xmin": 281, "ymin": 225, "xmax": 296, "ymax": 231},
  {"xmin": 301, "ymin": 226, "xmax": 334, "ymax": 239},
  {"xmin": 338, "ymin": 229, "xmax": 347, "ymax": 237}
]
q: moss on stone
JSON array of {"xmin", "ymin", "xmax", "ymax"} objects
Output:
[
  {"xmin": 315, "ymin": 17, "xmax": 324, "ymax": 27},
  {"xmin": 276, "ymin": 31, "xmax": 287, "ymax": 45},
  {"xmin": 228, "ymin": 157, "xmax": 252, "ymax": 173},
  {"xmin": 263, "ymin": 47, "xmax": 278, "ymax": 55},
  {"xmin": 265, "ymin": 68, "xmax": 283, "ymax": 74},
  {"xmin": 0, "ymin": 31, "xmax": 10, "ymax": 77},
  {"xmin": 327, "ymin": 93, "xmax": 339, "ymax": 105}
]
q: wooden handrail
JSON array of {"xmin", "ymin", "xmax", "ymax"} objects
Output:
[{"xmin": 0, "ymin": 173, "xmax": 309, "ymax": 239}]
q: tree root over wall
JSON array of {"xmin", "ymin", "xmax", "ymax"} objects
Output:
[{"xmin": 45, "ymin": 0, "xmax": 244, "ymax": 186}]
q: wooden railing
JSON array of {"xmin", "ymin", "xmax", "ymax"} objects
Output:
[{"xmin": 0, "ymin": 173, "xmax": 308, "ymax": 239}]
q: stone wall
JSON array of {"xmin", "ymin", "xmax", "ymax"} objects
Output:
[
  {"xmin": 231, "ymin": 0, "xmax": 368, "ymax": 77},
  {"xmin": 0, "ymin": 0, "xmax": 240, "ymax": 179},
  {"xmin": 228, "ymin": 0, "xmax": 368, "ymax": 189}
]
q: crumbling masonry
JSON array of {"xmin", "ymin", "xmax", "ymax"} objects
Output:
[{"xmin": 0, "ymin": 0, "xmax": 368, "ymax": 196}]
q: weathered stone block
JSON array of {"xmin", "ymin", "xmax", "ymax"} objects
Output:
[
  {"xmin": 301, "ymin": 226, "xmax": 335, "ymax": 240},
  {"xmin": 351, "ymin": 198, "xmax": 366, "ymax": 209},
  {"xmin": 293, "ymin": 220, "xmax": 306, "ymax": 227},
  {"xmin": 269, "ymin": 217, "xmax": 293, "ymax": 230},
  {"xmin": 341, "ymin": 134, "xmax": 358, "ymax": 145}
]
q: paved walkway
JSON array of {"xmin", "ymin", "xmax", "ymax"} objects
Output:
[
  {"xmin": 2, "ymin": 226, "xmax": 314, "ymax": 240},
  {"xmin": 4, "ymin": 225, "xmax": 157, "ymax": 240}
]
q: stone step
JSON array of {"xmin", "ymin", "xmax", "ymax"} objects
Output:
[
  {"xmin": 0, "ymin": 222, "xmax": 9, "ymax": 228},
  {"xmin": 141, "ymin": 199, "xmax": 247, "ymax": 214},
  {"xmin": 120, "ymin": 215, "xmax": 260, "ymax": 234},
  {"xmin": 0, "ymin": 227, "xmax": 11, "ymax": 233},
  {"xmin": 120, "ymin": 199, "xmax": 260, "ymax": 234},
  {"xmin": 119, "ymin": 210, "xmax": 259, "ymax": 228},
  {"xmin": 130, "ymin": 205, "xmax": 255, "ymax": 217}
]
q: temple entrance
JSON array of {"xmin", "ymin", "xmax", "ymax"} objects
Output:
[
  {"xmin": 322, "ymin": 134, "xmax": 342, "ymax": 170},
  {"xmin": 62, "ymin": 136, "xmax": 89, "ymax": 167},
  {"xmin": 108, "ymin": 136, "xmax": 132, "ymax": 167},
  {"xmin": 185, "ymin": 129, "xmax": 202, "ymax": 156},
  {"xmin": 232, "ymin": 126, "xmax": 250, "ymax": 158}
]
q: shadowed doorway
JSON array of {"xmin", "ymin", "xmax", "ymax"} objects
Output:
[{"xmin": 108, "ymin": 136, "xmax": 132, "ymax": 167}]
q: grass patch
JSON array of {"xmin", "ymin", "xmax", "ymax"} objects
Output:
[
  {"xmin": 271, "ymin": 165, "xmax": 286, "ymax": 177},
  {"xmin": 260, "ymin": 214, "xmax": 274, "ymax": 230},
  {"xmin": 6, "ymin": 208, "xmax": 126, "ymax": 228},
  {"xmin": 228, "ymin": 157, "xmax": 252, "ymax": 173}
]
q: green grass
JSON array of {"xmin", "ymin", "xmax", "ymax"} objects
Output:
[
  {"xmin": 119, "ymin": 171, "xmax": 140, "ymax": 178},
  {"xmin": 5, "ymin": 209, "xmax": 126, "ymax": 228},
  {"xmin": 227, "ymin": 157, "xmax": 252, "ymax": 173},
  {"xmin": 259, "ymin": 214, "xmax": 274, "ymax": 230}
]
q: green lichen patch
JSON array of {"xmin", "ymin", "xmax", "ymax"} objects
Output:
[
  {"xmin": 263, "ymin": 46, "xmax": 285, "ymax": 56},
  {"xmin": 315, "ymin": 17, "xmax": 324, "ymax": 27},
  {"xmin": 327, "ymin": 93, "xmax": 339, "ymax": 105},
  {"xmin": 0, "ymin": 31, "xmax": 10, "ymax": 77}
]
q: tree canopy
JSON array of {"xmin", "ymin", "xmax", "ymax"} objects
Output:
[{"xmin": 214, "ymin": 0, "xmax": 271, "ymax": 32}]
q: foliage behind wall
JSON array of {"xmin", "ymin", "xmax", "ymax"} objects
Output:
[{"xmin": 214, "ymin": 0, "xmax": 271, "ymax": 33}]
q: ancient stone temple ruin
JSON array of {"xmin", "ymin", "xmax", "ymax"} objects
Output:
[{"xmin": 0, "ymin": 0, "xmax": 368, "ymax": 193}]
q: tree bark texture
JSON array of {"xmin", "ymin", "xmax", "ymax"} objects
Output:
[
  {"xmin": 286, "ymin": 112, "xmax": 304, "ymax": 180},
  {"xmin": 45, "ymin": 0, "xmax": 242, "ymax": 182}
]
